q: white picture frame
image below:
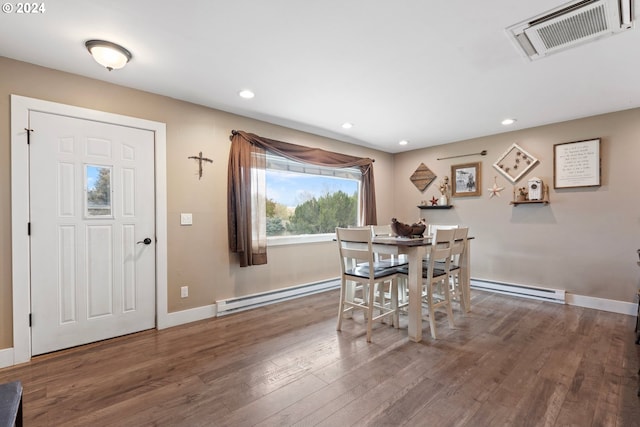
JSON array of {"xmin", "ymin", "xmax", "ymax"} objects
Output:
[{"xmin": 493, "ymin": 143, "xmax": 539, "ymax": 183}]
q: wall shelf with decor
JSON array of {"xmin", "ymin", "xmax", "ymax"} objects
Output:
[
  {"xmin": 510, "ymin": 179, "xmax": 549, "ymax": 206},
  {"xmin": 417, "ymin": 205, "xmax": 453, "ymax": 209},
  {"xmin": 509, "ymin": 200, "xmax": 549, "ymax": 206}
]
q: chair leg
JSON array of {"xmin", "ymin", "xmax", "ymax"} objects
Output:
[
  {"xmin": 443, "ymin": 280, "xmax": 455, "ymax": 329},
  {"xmin": 398, "ymin": 277, "xmax": 408, "ymax": 310},
  {"xmin": 336, "ymin": 278, "xmax": 347, "ymax": 331},
  {"xmin": 464, "ymin": 279, "xmax": 472, "ymax": 313},
  {"xmin": 427, "ymin": 285, "xmax": 438, "ymax": 339},
  {"xmin": 451, "ymin": 272, "xmax": 467, "ymax": 313},
  {"xmin": 378, "ymin": 279, "xmax": 398, "ymax": 326},
  {"xmin": 391, "ymin": 279, "xmax": 399, "ymax": 329},
  {"xmin": 458, "ymin": 274, "xmax": 469, "ymax": 313},
  {"xmin": 366, "ymin": 280, "xmax": 376, "ymax": 342},
  {"xmin": 377, "ymin": 282, "xmax": 387, "ymax": 324}
]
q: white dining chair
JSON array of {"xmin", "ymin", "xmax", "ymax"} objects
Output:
[
  {"xmin": 398, "ymin": 228, "xmax": 456, "ymax": 339},
  {"xmin": 427, "ymin": 224, "xmax": 458, "ymax": 236},
  {"xmin": 371, "ymin": 224, "xmax": 409, "ymax": 265},
  {"xmin": 446, "ymin": 227, "xmax": 469, "ymax": 313},
  {"xmin": 335, "ymin": 227, "xmax": 401, "ymax": 342},
  {"xmin": 371, "ymin": 224, "xmax": 409, "ymax": 323}
]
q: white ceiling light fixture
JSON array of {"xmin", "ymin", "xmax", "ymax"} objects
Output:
[
  {"xmin": 399, "ymin": 140, "xmax": 409, "ymax": 146},
  {"xmin": 85, "ymin": 40, "xmax": 132, "ymax": 71},
  {"xmin": 341, "ymin": 122, "xmax": 354, "ymax": 129},
  {"xmin": 238, "ymin": 89, "xmax": 255, "ymax": 99},
  {"xmin": 501, "ymin": 118, "xmax": 517, "ymax": 125}
]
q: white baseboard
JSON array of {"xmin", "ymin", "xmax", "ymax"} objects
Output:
[
  {"xmin": 565, "ymin": 293, "xmax": 637, "ymax": 316},
  {"xmin": 157, "ymin": 304, "xmax": 217, "ymax": 329},
  {"xmin": 0, "ymin": 347, "xmax": 14, "ymax": 369},
  {"xmin": 0, "ymin": 305, "xmax": 218, "ymax": 368}
]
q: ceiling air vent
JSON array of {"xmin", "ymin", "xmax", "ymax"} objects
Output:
[{"xmin": 506, "ymin": 0, "xmax": 634, "ymax": 60}]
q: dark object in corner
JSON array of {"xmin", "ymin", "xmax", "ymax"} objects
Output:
[{"xmin": 0, "ymin": 381, "xmax": 23, "ymax": 427}]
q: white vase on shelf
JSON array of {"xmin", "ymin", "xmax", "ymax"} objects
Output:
[{"xmin": 438, "ymin": 195, "xmax": 448, "ymax": 206}]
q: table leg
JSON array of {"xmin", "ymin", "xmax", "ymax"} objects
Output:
[
  {"xmin": 407, "ymin": 246, "xmax": 426, "ymax": 342},
  {"xmin": 460, "ymin": 239, "xmax": 472, "ymax": 312}
]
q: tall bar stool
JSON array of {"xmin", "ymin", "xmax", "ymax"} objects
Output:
[
  {"xmin": 371, "ymin": 224, "xmax": 409, "ymax": 321},
  {"xmin": 398, "ymin": 228, "xmax": 456, "ymax": 339},
  {"xmin": 447, "ymin": 227, "xmax": 469, "ymax": 313},
  {"xmin": 335, "ymin": 227, "xmax": 401, "ymax": 342}
]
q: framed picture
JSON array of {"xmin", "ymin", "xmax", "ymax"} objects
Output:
[
  {"xmin": 451, "ymin": 162, "xmax": 481, "ymax": 197},
  {"xmin": 553, "ymin": 138, "xmax": 601, "ymax": 189},
  {"xmin": 493, "ymin": 143, "xmax": 539, "ymax": 183}
]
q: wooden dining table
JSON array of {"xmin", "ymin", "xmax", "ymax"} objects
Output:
[{"xmin": 372, "ymin": 235, "xmax": 472, "ymax": 342}]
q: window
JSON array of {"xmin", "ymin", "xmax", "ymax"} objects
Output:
[
  {"xmin": 228, "ymin": 130, "xmax": 376, "ymax": 266},
  {"xmin": 85, "ymin": 164, "xmax": 112, "ymax": 217},
  {"xmin": 265, "ymin": 153, "xmax": 361, "ymax": 241}
]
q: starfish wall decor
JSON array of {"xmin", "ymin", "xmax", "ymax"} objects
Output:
[{"xmin": 488, "ymin": 176, "xmax": 505, "ymax": 198}]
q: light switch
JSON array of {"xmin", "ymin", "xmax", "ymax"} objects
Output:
[{"xmin": 180, "ymin": 213, "xmax": 193, "ymax": 225}]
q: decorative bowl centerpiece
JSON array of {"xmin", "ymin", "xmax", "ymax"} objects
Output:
[{"xmin": 390, "ymin": 218, "xmax": 426, "ymax": 237}]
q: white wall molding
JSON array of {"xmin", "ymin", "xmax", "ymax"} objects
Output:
[
  {"xmin": 565, "ymin": 293, "xmax": 637, "ymax": 316},
  {"xmin": 0, "ymin": 348, "xmax": 14, "ymax": 369},
  {"xmin": 160, "ymin": 304, "xmax": 218, "ymax": 329}
]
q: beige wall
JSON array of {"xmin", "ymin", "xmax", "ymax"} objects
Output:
[
  {"xmin": 2, "ymin": 56, "xmax": 638, "ymax": 352},
  {"xmin": 394, "ymin": 108, "xmax": 640, "ymax": 303},
  {"xmin": 0, "ymin": 57, "xmax": 396, "ymax": 349}
]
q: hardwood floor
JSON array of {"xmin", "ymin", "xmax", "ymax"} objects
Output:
[{"xmin": 1, "ymin": 290, "xmax": 638, "ymax": 426}]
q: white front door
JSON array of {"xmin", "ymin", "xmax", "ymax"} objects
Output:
[{"xmin": 29, "ymin": 111, "xmax": 156, "ymax": 355}]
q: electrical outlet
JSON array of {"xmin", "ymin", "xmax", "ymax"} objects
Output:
[{"xmin": 180, "ymin": 286, "xmax": 188, "ymax": 298}]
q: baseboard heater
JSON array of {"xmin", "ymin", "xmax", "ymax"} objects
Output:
[
  {"xmin": 471, "ymin": 278, "xmax": 565, "ymax": 304},
  {"xmin": 216, "ymin": 278, "xmax": 341, "ymax": 316}
]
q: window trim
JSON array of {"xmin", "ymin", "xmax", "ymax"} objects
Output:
[{"xmin": 267, "ymin": 233, "xmax": 334, "ymax": 246}]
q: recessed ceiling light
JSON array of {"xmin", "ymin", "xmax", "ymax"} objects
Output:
[
  {"xmin": 238, "ymin": 89, "xmax": 255, "ymax": 99},
  {"xmin": 399, "ymin": 140, "xmax": 409, "ymax": 146},
  {"xmin": 341, "ymin": 122, "xmax": 354, "ymax": 129},
  {"xmin": 501, "ymin": 118, "xmax": 517, "ymax": 126}
]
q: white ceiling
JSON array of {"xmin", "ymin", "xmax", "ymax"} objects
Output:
[{"xmin": 1, "ymin": 0, "xmax": 638, "ymax": 153}]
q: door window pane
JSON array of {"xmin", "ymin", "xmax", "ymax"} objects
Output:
[{"xmin": 85, "ymin": 165, "xmax": 112, "ymax": 217}]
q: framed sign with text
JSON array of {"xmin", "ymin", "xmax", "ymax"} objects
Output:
[{"xmin": 553, "ymin": 138, "xmax": 601, "ymax": 189}]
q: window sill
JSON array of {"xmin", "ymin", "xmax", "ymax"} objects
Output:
[{"xmin": 267, "ymin": 233, "xmax": 334, "ymax": 246}]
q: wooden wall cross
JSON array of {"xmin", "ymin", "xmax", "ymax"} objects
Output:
[{"xmin": 187, "ymin": 152, "xmax": 213, "ymax": 179}]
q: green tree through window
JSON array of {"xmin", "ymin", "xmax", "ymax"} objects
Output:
[
  {"xmin": 87, "ymin": 165, "xmax": 112, "ymax": 216},
  {"xmin": 287, "ymin": 191, "xmax": 357, "ymax": 234},
  {"xmin": 265, "ymin": 154, "xmax": 360, "ymax": 237}
]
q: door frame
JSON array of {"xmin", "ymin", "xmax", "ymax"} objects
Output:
[{"xmin": 10, "ymin": 95, "xmax": 168, "ymax": 364}]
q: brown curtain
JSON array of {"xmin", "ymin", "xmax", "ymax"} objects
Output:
[{"xmin": 228, "ymin": 130, "xmax": 377, "ymax": 267}]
